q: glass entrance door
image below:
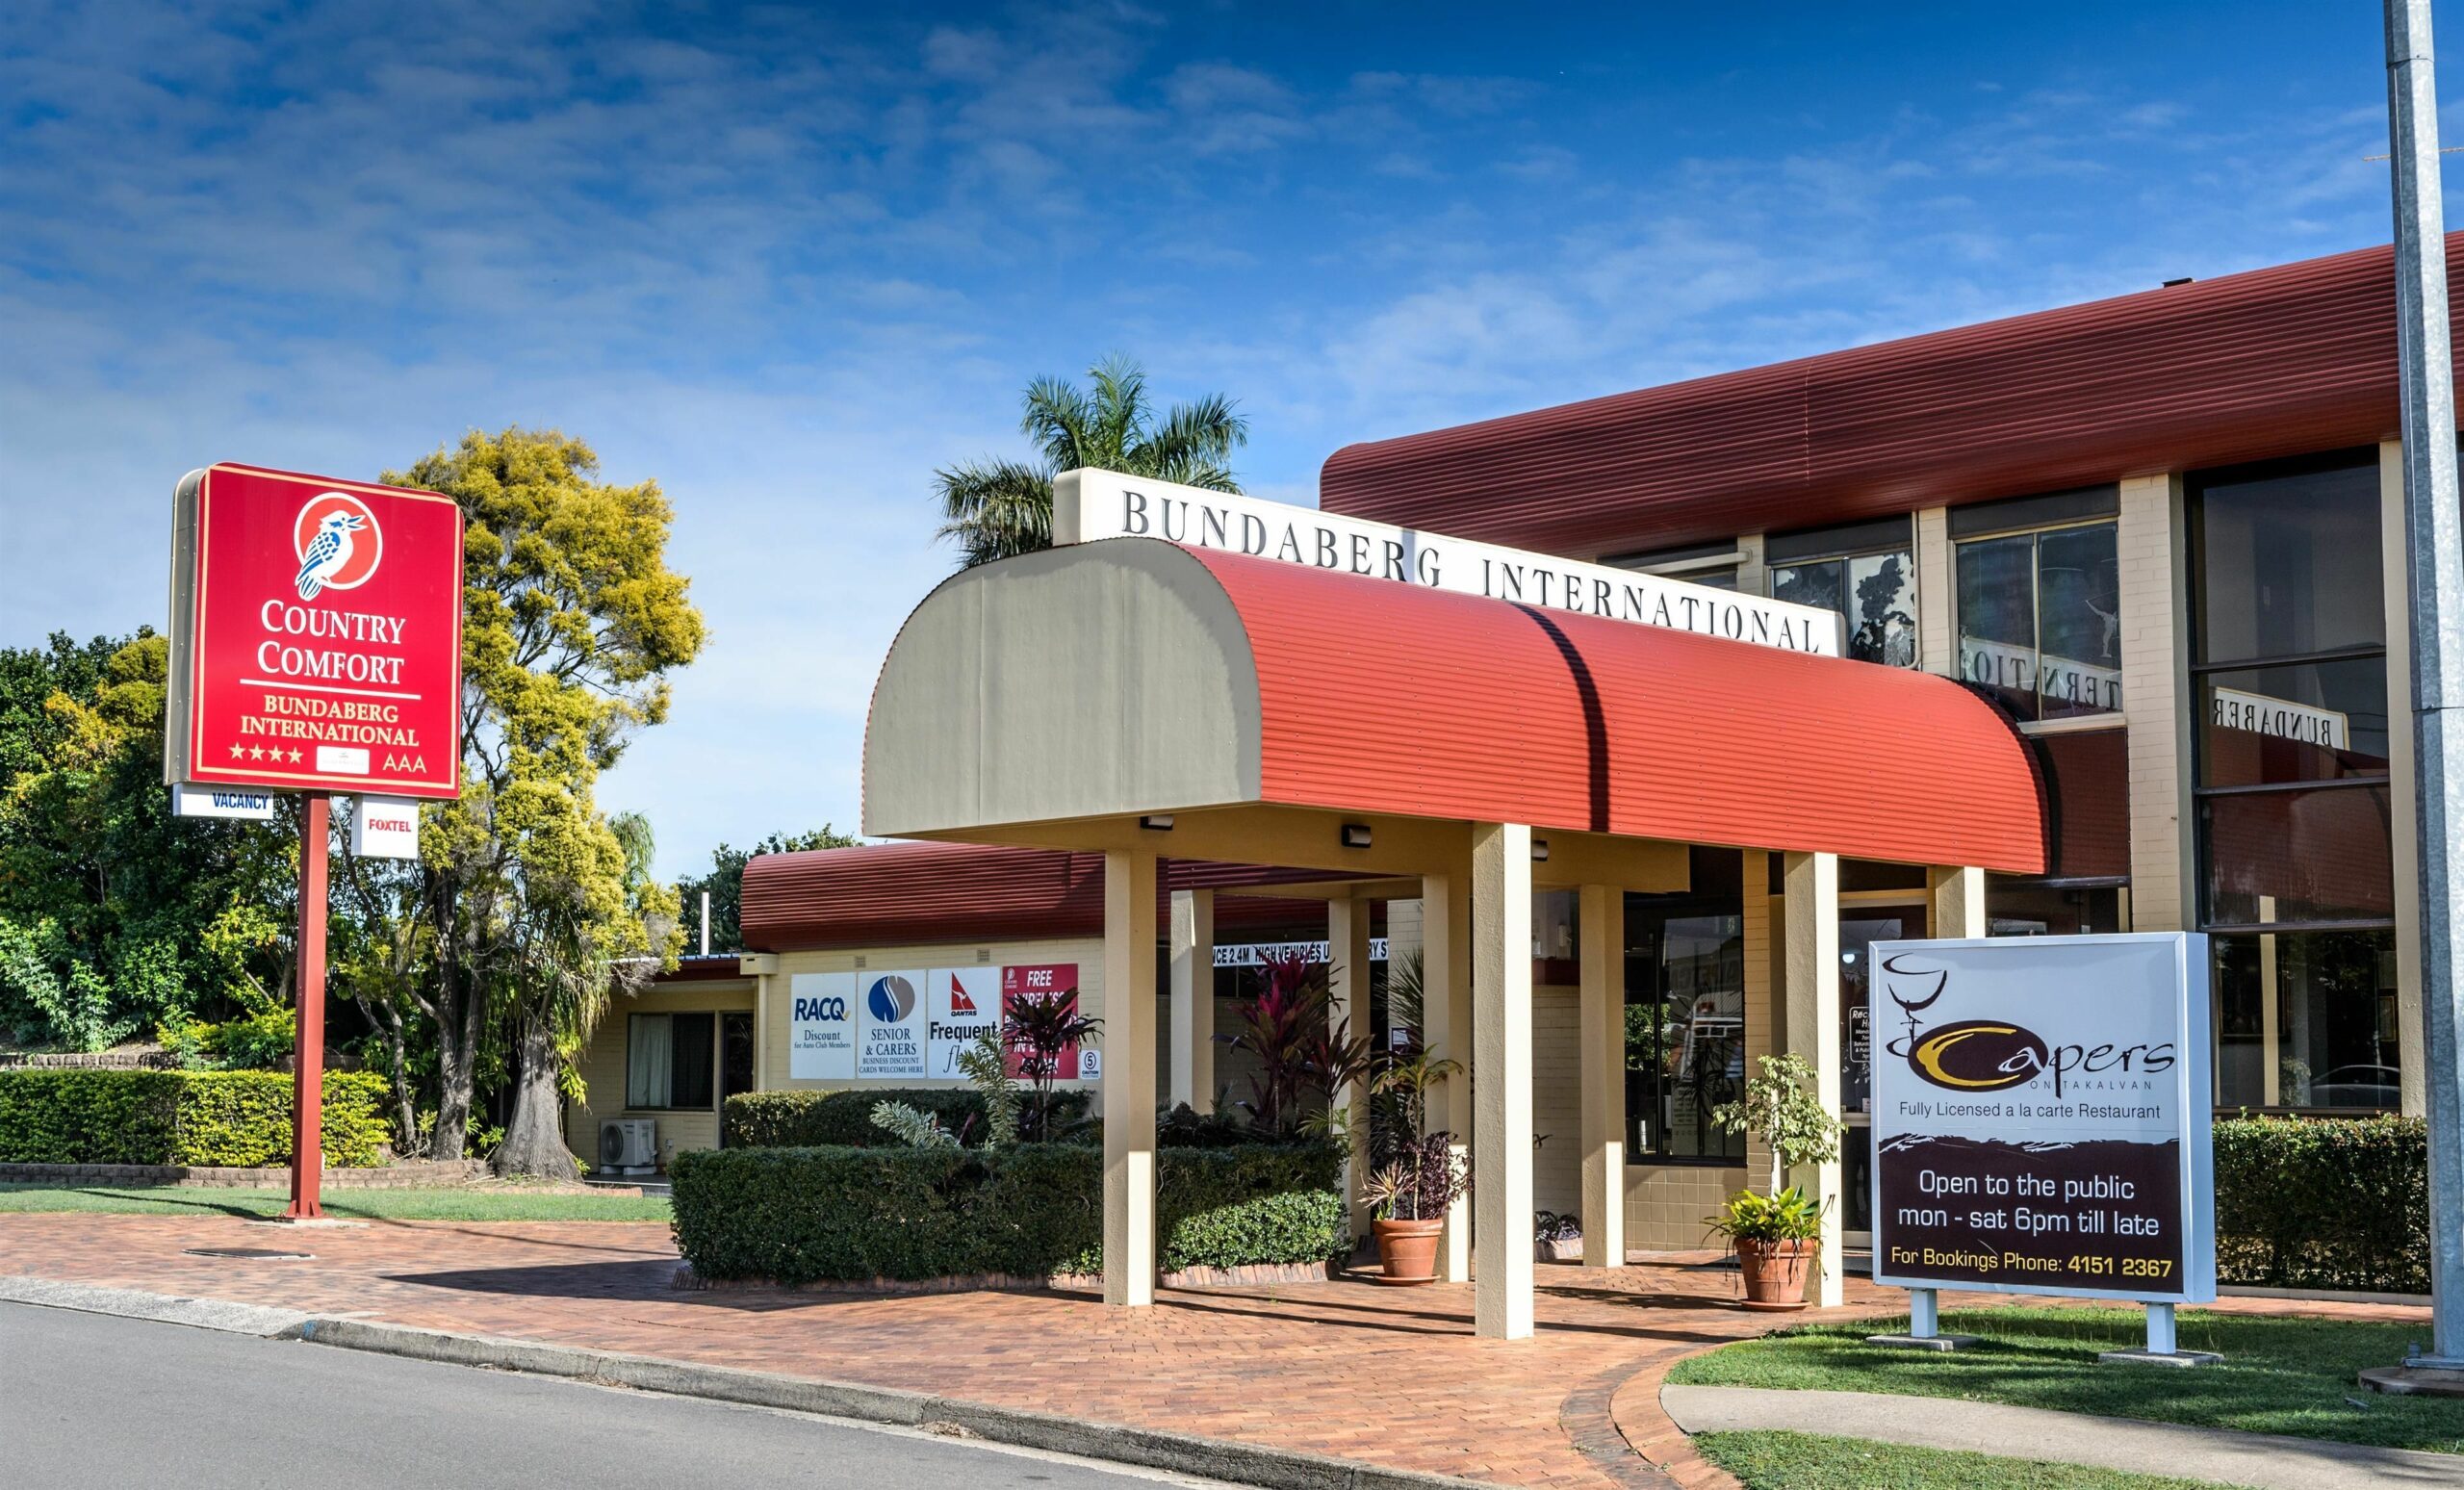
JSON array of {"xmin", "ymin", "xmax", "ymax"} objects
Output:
[{"xmin": 1838, "ymin": 904, "xmax": 1927, "ymax": 1245}]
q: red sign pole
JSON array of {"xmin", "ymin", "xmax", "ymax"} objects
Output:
[{"xmin": 284, "ymin": 792, "xmax": 329, "ymax": 1220}]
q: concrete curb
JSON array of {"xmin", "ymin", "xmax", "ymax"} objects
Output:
[
  {"xmin": 0, "ymin": 1274, "xmax": 312, "ymax": 1337},
  {"xmin": 0, "ymin": 1278, "xmax": 1483, "ymax": 1490}
]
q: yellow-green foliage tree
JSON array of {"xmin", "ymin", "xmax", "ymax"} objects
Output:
[{"xmin": 346, "ymin": 429, "xmax": 705, "ymax": 1176}]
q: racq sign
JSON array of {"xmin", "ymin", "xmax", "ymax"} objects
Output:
[
  {"xmin": 166, "ymin": 463, "xmax": 464, "ymax": 800},
  {"xmin": 1053, "ymin": 469, "xmax": 1845, "ymax": 657},
  {"xmin": 1867, "ymin": 934, "xmax": 2215, "ymax": 1305}
]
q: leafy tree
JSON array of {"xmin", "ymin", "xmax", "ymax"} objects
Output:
[
  {"xmin": 935, "ymin": 355, "xmax": 1248, "ymax": 567},
  {"xmin": 0, "ymin": 633, "xmax": 293, "ymax": 1049},
  {"xmin": 366, "ymin": 428, "xmax": 706, "ymax": 1173},
  {"xmin": 673, "ymin": 827, "xmax": 859, "ymax": 952}
]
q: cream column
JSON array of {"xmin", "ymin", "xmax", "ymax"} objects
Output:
[
  {"xmin": 1168, "ymin": 889, "xmax": 1216, "ymax": 1113},
  {"xmin": 1329, "ymin": 894, "xmax": 1376, "ymax": 1238},
  {"xmin": 1914, "ymin": 506, "xmax": 1955, "ymax": 676},
  {"xmin": 2383, "ymin": 440, "xmax": 2429, "ymax": 1117},
  {"xmin": 1103, "ymin": 849, "xmax": 1159, "ymax": 1307},
  {"xmin": 1782, "ymin": 850, "xmax": 1844, "ymax": 1308},
  {"xmin": 1422, "ymin": 868, "xmax": 1476, "ymax": 1283},
  {"xmin": 2118, "ymin": 472, "xmax": 2194, "ymax": 932},
  {"xmin": 1473, "ymin": 823, "xmax": 1536, "ymax": 1339},
  {"xmin": 1741, "ymin": 852, "xmax": 1777, "ymax": 1195},
  {"xmin": 1578, "ymin": 883, "xmax": 1627, "ymax": 1268},
  {"xmin": 1927, "ymin": 865, "xmax": 1988, "ymax": 939}
]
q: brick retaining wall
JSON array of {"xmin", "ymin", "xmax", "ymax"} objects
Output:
[{"xmin": 0, "ymin": 1159, "xmax": 490, "ymax": 1189}]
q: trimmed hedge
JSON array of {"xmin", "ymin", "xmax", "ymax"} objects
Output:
[
  {"xmin": 671, "ymin": 1140, "xmax": 1345, "ymax": 1285},
  {"xmin": 722, "ymin": 1088, "xmax": 1091, "ymax": 1149},
  {"xmin": 2213, "ymin": 1114, "xmax": 2426, "ymax": 1294},
  {"xmin": 0, "ymin": 1068, "xmax": 390, "ymax": 1169}
]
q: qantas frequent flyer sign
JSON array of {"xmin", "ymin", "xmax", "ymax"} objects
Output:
[{"xmin": 167, "ymin": 463, "xmax": 464, "ymax": 799}]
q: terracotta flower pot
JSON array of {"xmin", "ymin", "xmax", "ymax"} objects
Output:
[
  {"xmin": 1732, "ymin": 1237, "xmax": 1813, "ymax": 1311},
  {"xmin": 1373, "ymin": 1217, "xmax": 1445, "ymax": 1285}
]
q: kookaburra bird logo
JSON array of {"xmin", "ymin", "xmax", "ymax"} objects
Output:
[
  {"xmin": 295, "ymin": 510, "xmax": 367, "ymax": 600},
  {"xmin": 289, "ymin": 493, "xmax": 383, "ymax": 601}
]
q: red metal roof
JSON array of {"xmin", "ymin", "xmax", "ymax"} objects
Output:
[
  {"xmin": 1321, "ymin": 237, "xmax": 2455, "ymax": 556},
  {"xmin": 742, "ymin": 840, "xmax": 1374, "ymax": 953},
  {"xmin": 1182, "ymin": 544, "xmax": 2046, "ymax": 874}
]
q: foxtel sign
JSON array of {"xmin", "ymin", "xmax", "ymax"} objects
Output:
[
  {"xmin": 1053, "ymin": 469, "xmax": 1845, "ymax": 657},
  {"xmin": 166, "ymin": 463, "xmax": 465, "ymax": 800}
]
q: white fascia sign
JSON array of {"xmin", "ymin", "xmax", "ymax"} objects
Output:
[
  {"xmin": 349, "ymin": 795, "xmax": 422, "ymax": 860},
  {"xmin": 1049, "ymin": 465, "xmax": 1842, "ymax": 650},
  {"xmin": 170, "ymin": 784, "xmax": 277, "ymax": 821},
  {"xmin": 1052, "ymin": 469, "xmax": 1846, "ymax": 658}
]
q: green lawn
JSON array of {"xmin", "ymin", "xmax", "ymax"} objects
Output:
[
  {"xmin": 1693, "ymin": 1430, "xmax": 2240, "ymax": 1489},
  {"xmin": 1669, "ymin": 1306, "xmax": 2464, "ymax": 1454},
  {"xmin": 0, "ymin": 1184, "xmax": 673, "ymax": 1222}
]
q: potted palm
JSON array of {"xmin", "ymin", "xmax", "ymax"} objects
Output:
[
  {"xmin": 1359, "ymin": 1049, "xmax": 1468, "ymax": 1285},
  {"xmin": 1705, "ymin": 1053, "xmax": 1845, "ymax": 1311}
]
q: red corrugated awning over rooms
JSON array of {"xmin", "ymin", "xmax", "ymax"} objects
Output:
[
  {"xmin": 860, "ymin": 538, "xmax": 2048, "ymax": 875},
  {"xmin": 742, "ymin": 840, "xmax": 1379, "ymax": 952}
]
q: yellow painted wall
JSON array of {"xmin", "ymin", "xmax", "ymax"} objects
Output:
[{"xmin": 569, "ymin": 978, "xmax": 757, "ymax": 1169}]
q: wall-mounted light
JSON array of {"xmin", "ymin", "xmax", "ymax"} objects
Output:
[
  {"xmin": 1530, "ymin": 839, "xmax": 1551, "ymax": 862},
  {"xmin": 1340, "ymin": 823, "xmax": 1373, "ymax": 850},
  {"xmin": 1139, "ymin": 814, "xmax": 1175, "ymax": 831}
]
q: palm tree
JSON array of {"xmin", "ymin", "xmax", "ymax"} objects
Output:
[{"xmin": 935, "ymin": 355, "xmax": 1248, "ymax": 567}]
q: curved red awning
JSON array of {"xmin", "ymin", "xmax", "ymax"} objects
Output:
[{"xmin": 862, "ymin": 538, "xmax": 2046, "ymax": 875}]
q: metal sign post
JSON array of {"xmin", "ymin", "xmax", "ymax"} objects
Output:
[
  {"xmin": 2384, "ymin": 0, "xmax": 2464, "ymax": 1372},
  {"xmin": 284, "ymin": 794, "xmax": 330, "ymax": 1220}
]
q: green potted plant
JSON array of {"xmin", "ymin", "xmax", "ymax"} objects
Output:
[
  {"xmin": 1358, "ymin": 1049, "xmax": 1467, "ymax": 1285},
  {"xmin": 1705, "ymin": 1053, "xmax": 1844, "ymax": 1310}
]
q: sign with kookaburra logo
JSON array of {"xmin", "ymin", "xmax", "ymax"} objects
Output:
[
  {"xmin": 166, "ymin": 463, "xmax": 464, "ymax": 800},
  {"xmin": 1867, "ymin": 934, "xmax": 2215, "ymax": 1305}
]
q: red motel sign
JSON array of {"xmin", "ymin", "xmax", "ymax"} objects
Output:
[{"xmin": 167, "ymin": 463, "xmax": 464, "ymax": 800}]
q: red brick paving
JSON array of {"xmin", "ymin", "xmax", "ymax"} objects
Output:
[{"xmin": 0, "ymin": 1215, "xmax": 2428, "ymax": 1488}]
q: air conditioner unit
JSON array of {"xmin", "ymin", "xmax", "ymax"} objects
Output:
[{"xmin": 600, "ymin": 1118, "xmax": 657, "ymax": 1175}]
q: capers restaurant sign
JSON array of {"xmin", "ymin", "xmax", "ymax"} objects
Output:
[{"xmin": 1867, "ymin": 933, "xmax": 2216, "ymax": 1304}]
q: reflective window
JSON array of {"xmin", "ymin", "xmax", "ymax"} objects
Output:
[
  {"xmin": 2201, "ymin": 785, "xmax": 2395, "ymax": 927},
  {"xmin": 2212, "ymin": 931, "xmax": 2400, "ymax": 1110},
  {"xmin": 1625, "ymin": 893, "xmax": 1748, "ymax": 1164},
  {"xmin": 1986, "ymin": 883, "xmax": 2123, "ymax": 937},
  {"xmin": 1770, "ymin": 519, "xmax": 1917, "ymax": 668},
  {"xmin": 2197, "ymin": 658, "xmax": 2392, "ymax": 787},
  {"xmin": 2193, "ymin": 453, "xmax": 2384, "ymax": 664},
  {"xmin": 1955, "ymin": 522, "xmax": 2121, "ymax": 720}
]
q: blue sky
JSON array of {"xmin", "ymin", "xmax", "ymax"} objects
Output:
[{"xmin": 0, "ymin": 1, "xmax": 2445, "ymax": 879}]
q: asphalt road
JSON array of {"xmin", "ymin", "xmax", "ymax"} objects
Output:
[{"xmin": 1, "ymin": 1302, "xmax": 1225, "ymax": 1490}]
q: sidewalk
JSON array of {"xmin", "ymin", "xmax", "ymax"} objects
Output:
[{"xmin": 0, "ymin": 1212, "xmax": 2431, "ymax": 1489}]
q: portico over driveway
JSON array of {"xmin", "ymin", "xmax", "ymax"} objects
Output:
[{"xmin": 863, "ymin": 535, "xmax": 2045, "ymax": 1338}]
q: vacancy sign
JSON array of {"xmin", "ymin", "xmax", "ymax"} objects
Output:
[
  {"xmin": 1867, "ymin": 934, "xmax": 2215, "ymax": 1304},
  {"xmin": 167, "ymin": 463, "xmax": 463, "ymax": 799}
]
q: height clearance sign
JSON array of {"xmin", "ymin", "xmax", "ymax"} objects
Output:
[
  {"xmin": 1867, "ymin": 934, "xmax": 2215, "ymax": 1304},
  {"xmin": 166, "ymin": 463, "xmax": 463, "ymax": 799}
]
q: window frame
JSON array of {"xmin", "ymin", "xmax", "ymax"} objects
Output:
[
  {"xmin": 1765, "ymin": 518, "xmax": 1919, "ymax": 669},
  {"xmin": 1952, "ymin": 511, "xmax": 2124, "ymax": 727},
  {"xmin": 1623, "ymin": 892, "xmax": 1751, "ymax": 1168},
  {"xmin": 625, "ymin": 1010, "xmax": 720, "ymax": 1113}
]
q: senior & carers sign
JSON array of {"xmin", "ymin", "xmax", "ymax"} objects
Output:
[
  {"xmin": 166, "ymin": 463, "xmax": 464, "ymax": 800},
  {"xmin": 1868, "ymin": 934, "xmax": 2215, "ymax": 1304}
]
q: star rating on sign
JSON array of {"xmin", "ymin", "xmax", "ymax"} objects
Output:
[
  {"xmin": 230, "ymin": 743, "xmax": 244, "ymax": 758},
  {"xmin": 248, "ymin": 746, "xmax": 265, "ymax": 761},
  {"xmin": 287, "ymin": 749, "xmax": 302, "ymax": 763}
]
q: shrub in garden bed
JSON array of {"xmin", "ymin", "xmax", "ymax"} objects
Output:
[
  {"xmin": 2212, "ymin": 1114, "xmax": 2426, "ymax": 1294},
  {"xmin": 0, "ymin": 1068, "xmax": 390, "ymax": 1168},
  {"xmin": 722, "ymin": 1088, "xmax": 1091, "ymax": 1148},
  {"xmin": 670, "ymin": 1140, "xmax": 1345, "ymax": 1285}
]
